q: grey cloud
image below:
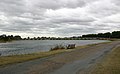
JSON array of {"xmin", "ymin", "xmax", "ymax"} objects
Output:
[
  {"xmin": 112, "ymin": 0, "xmax": 120, "ymax": 6},
  {"xmin": 51, "ymin": 17, "xmax": 95, "ymax": 24},
  {"xmin": 0, "ymin": 0, "xmax": 26, "ymax": 16},
  {"xmin": 86, "ymin": 0, "xmax": 120, "ymax": 18},
  {"xmin": 1, "ymin": 0, "xmax": 23, "ymax": 5},
  {"xmin": 0, "ymin": 0, "xmax": 119, "ymax": 37},
  {"xmin": 34, "ymin": 0, "xmax": 86, "ymax": 9},
  {"xmin": 53, "ymin": 27, "xmax": 98, "ymax": 36}
]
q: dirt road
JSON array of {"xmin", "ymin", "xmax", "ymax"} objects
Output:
[{"xmin": 0, "ymin": 41, "xmax": 120, "ymax": 74}]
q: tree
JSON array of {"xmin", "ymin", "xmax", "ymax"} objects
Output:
[{"xmin": 111, "ymin": 31, "xmax": 120, "ymax": 38}]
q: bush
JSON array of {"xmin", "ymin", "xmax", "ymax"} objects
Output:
[{"xmin": 50, "ymin": 44, "xmax": 65, "ymax": 51}]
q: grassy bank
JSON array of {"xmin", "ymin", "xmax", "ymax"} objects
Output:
[
  {"xmin": 90, "ymin": 45, "xmax": 120, "ymax": 74},
  {"xmin": 0, "ymin": 41, "xmax": 110, "ymax": 67}
]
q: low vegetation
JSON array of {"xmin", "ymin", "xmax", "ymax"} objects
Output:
[
  {"xmin": 90, "ymin": 46, "xmax": 120, "ymax": 74},
  {"xmin": 50, "ymin": 44, "xmax": 65, "ymax": 51},
  {"xmin": 50, "ymin": 44, "xmax": 76, "ymax": 51}
]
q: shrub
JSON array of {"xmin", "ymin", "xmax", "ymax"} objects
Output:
[{"xmin": 50, "ymin": 44, "xmax": 65, "ymax": 51}]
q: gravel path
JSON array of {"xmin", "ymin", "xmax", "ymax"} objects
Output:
[{"xmin": 0, "ymin": 41, "xmax": 120, "ymax": 74}]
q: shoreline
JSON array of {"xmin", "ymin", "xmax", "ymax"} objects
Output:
[
  {"xmin": 0, "ymin": 41, "xmax": 119, "ymax": 74},
  {"xmin": 0, "ymin": 40, "xmax": 109, "ymax": 56},
  {"xmin": 0, "ymin": 41, "xmax": 111, "ymax": 67}
]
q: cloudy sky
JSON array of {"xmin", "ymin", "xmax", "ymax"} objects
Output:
[{"xmin": 0, "ymin": 0, "xmax": 120, "ymax": 37}]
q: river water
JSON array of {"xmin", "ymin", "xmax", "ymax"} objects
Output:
[{"xmin": 0, "ymin": 40, "xmax": 108, "ymax": 56}]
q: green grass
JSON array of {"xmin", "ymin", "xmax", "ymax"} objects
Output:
[{"xmin": 90, "ymin": 46, "xmax": 120, "ymax": 74}]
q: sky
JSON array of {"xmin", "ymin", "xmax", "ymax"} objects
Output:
[{"xmin": 0, "ymin": 0, "xmax": 120, "ymax": 38}]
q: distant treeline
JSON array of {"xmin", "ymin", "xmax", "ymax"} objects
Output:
[
  {"xmin": 0, "ymin": 34, "xmax": 22, "ymax": 42},
  {"xmin": 0, "ymin": 31, "xmax": 120, "ymax": 42},
  {"xmin": 24, "ymin": 31, "xmax": 120, "ymax": 40},
  {"xmin": 82, "ymin": 31, "xmax": 120, "ymax": 38}
]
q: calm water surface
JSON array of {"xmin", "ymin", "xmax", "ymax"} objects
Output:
[{"xmin": 0, "ymin": 40, "xmax": 108, "ymax": 56}]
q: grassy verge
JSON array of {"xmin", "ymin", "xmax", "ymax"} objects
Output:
[{"xmin": 90, "ymin": 45, "xmax": 120, "ymax": 74}]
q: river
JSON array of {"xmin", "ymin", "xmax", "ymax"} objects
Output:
[{"xmin": 0, "ymin": 40, "xmax": 108, "ymax": 56}]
